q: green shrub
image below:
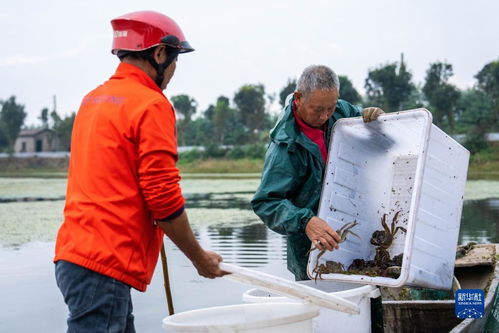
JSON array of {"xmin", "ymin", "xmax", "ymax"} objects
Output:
[
  {"xmin": 179, "ymin": 144, "xmax": 267, "ymax": 162},
  {"xmin": 463, "ymin": 126, "xmax": 489, "ymax": 155},
  {"xmin": 179, "ymin": 149, "xmax": 205, "ymax": 163},
  {"xmin": 203, "ymin": 143, "xmax": 228, "ymax": 158},
  {"xmin": 226, "ymin": 146, "xmax": 245, "ymax": 159},
  {"xmin": 226, "ymin": 144, "xmax": 266, "ymax": 159}
]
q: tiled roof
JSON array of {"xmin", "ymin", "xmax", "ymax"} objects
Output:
[{"xmin": 18, "ymin": 127, "xmax": 51, "ymax": 137}]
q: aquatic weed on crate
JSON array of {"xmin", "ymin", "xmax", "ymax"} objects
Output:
[{"xmin": 307, "ymin": 109, "xmax": 470, "ymax": 289}]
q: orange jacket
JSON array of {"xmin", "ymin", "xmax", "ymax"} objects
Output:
[{"xmin": 54, "ymin": 63, "xmax": 184, "ymax": 291}]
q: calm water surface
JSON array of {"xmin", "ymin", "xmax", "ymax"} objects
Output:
[{"xmin": 0, "ymin": 178, "xmax": 498, "ymax": 332}]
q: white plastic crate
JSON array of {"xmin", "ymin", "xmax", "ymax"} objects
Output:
[{"xmin": 306, "ymin": 109, "xmax": 470, "ymax": 289}]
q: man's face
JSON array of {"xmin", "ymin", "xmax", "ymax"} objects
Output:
[
  {"xmin": 161, "ymin": 57, "xmax": 177, "ymax": 90},
  {"xmin": 294, "ymin": 89, "xmax": 339, "ymax": 128}
]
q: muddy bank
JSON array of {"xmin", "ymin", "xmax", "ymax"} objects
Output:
[{"xmin": 0, "ymin": 156, "xmax": 69, "ymax": 170}]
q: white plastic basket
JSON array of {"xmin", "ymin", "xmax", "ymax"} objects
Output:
[
  {"xmin": 306, "ymin": 109, "xmax": 470, "ymax": 289},
  {"xmin": 162, "ymin": 303, "xmax": 319, "ymax": 333},
  {"xmin": 242, "ymin": 281, "xmax": 380, "ymax": 333}
]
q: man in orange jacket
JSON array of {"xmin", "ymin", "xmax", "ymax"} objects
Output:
[{"xmin": 54, "ymin": 11, "xmax": 226, "ymax": 332}]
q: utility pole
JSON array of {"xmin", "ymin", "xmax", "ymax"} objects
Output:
[
  {"xmin": 399, "ymin": 52, "xmax": 406, "ymax": 77},
  {"xmin": 53, "ymin": 95, "xmax": 57, "ymax": 114},
  {"xmin": 51, "ymin": 95, "xmax": 57, "ymax": 151}
]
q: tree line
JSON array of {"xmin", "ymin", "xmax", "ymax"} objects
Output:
[
  {"xmin": 0, "ymin": 57, "xmax": 498, "ymax": 155},
  {"xmin": 173, "ymin": 57, "xmax": 499, "ymax": 155},
  {"xmin": 0, "ymin": 96, "xmax": 75, "ymax": 153}
]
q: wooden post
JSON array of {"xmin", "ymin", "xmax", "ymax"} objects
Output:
[{"xmin": 161, "ymin": 243, "xmax": 175, "ymax": 315}]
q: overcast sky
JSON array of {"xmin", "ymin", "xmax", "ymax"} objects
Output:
[{"xmin": 1, "ymin": 0, "xmax": 498, "ymax": 125}]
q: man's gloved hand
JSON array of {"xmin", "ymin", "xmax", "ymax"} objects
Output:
[
  {"xmin": 362, "ymin": 107, "xmax": 384, "ymax": 122},
  {"xmin": 305, "ymin": 216, "xmax": 342, "ymax": 251}
]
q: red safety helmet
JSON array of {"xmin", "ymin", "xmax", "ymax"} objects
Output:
[{"xmin": 110, "ymin": 11, "xmax": 194, "ymax": 55}]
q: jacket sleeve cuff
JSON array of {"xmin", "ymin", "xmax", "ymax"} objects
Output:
[
  {"xmin": 300, "ymin": 209, "xmax": 315, "ymax": 232},
  {"xmin": 157, "ymin": 205, "xmax": 185, "ymax": 223},
  {"xmin": 356, "ymin": 105, "xmax": 363, "ymax": 116}
]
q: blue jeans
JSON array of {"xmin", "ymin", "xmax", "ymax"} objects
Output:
[{"xmin": 55, "ymin": 260, "xmax": 136, "ymax": 333}]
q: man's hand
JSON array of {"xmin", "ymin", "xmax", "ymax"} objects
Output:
[
  {"xmin": 158, "ymin": 211, "xmax": 228, "ymax": 279},
  {"xmin": 362, "ymin": 107, "xmax": 384, "ymax": 122},
  {"xmin": 192, "ymin": 250, "xmax": 228, "ymax": 279},
  {"xmin": 305, "ymin": 216, "xmax": 342, "ymax": 251}
]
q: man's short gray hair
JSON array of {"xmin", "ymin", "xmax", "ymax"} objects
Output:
[{"xmin": 296, "ymin": 65, "xmax": 340, "ymax": 98}]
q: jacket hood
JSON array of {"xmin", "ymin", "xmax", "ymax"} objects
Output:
[{"xmin": 269, "ymin": 94, "xmax": 298, "ymax": 144}]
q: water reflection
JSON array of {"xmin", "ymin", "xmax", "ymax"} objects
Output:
[
  {"xmin": 192, "ymin": 197, "xmax": 499, "ymax": 271},
  {"xmin": 1, "ymin": 188, "xmax": 498, "ymax": 333},
  {"xmin": 184, "ymin": 192, "xmax": 253, "ymax": 209},
  {"xmin": 460, "ymin": 198, "xmax": 499, "ymax": 244},
  {"xmin": 185, "ymin": 191, "xmax": 287, "ymax": 268},
  {"xmin": 198, "ymin": 223, "xmax": 286, "ymax": 268}
]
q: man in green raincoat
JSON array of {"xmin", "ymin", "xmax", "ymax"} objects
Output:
[
  {"xmin": 251, "ymin": 65, "xmax": 384, "ymax": 281},
  {"xmin": 252, "ymin": 65, "xmax": 385, "ymax": 332}
]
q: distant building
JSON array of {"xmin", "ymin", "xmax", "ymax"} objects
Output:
[{"xmin": 14, "ymin": 128, "xmax": 60, "ymax": 153}]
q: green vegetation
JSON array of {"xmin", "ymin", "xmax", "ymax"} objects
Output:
[
  {"xmin": 170, "ymin": 84, "xmax": 276, "ymax": 148},
  {"xmin": 0, "ymin": 96, "xmax": 26, "ymax": 152},
  {"xmin": 365, "ymin": 56, "xmax": 415, "ymax": 111},
  {"xmin": 467, "ymin": 145, "xmax": 499, "ymax": 180},
  {"xmin": 279, "ymin": 79, "xmax": 296, "ymax": 107},
  {"xmin": 0, "ymin": 97, "xmax": 75, "ymax": 153},
  {"xmin": 0, "ymin": 168, "xmax": 68, "ymax": 178},
  {"xmin": 50, "ymin": 110, "xmax": 75, "ymax": 151},
  {"xmin": 0, "ymin": 179, "xmax": 262, "ymax": 247},
  {"xmin": 423, "ymin": 62, "xmax": 460, "ymax": 133},
  {"xmin": 339, "ymin": 75, "xmax": 362, "ymax": 105},
  {"xmin": 0, "ymin": 201, "xmax": 64, "ymax": 247},
  {"xmin": 2, "ymin": 154, "xmax": 499, "ymax": 181},
  {"xmin": 2, "ymin": 56, "xmax": 499, "ymax": 178},
  {"xmin": 178, "ymin": 158, "xmax": 263, "ymax": 174}
]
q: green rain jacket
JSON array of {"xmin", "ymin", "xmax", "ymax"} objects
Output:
[{"xmin": 251, "ymin": 95, "xmax": 362, "ymax": 280}]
